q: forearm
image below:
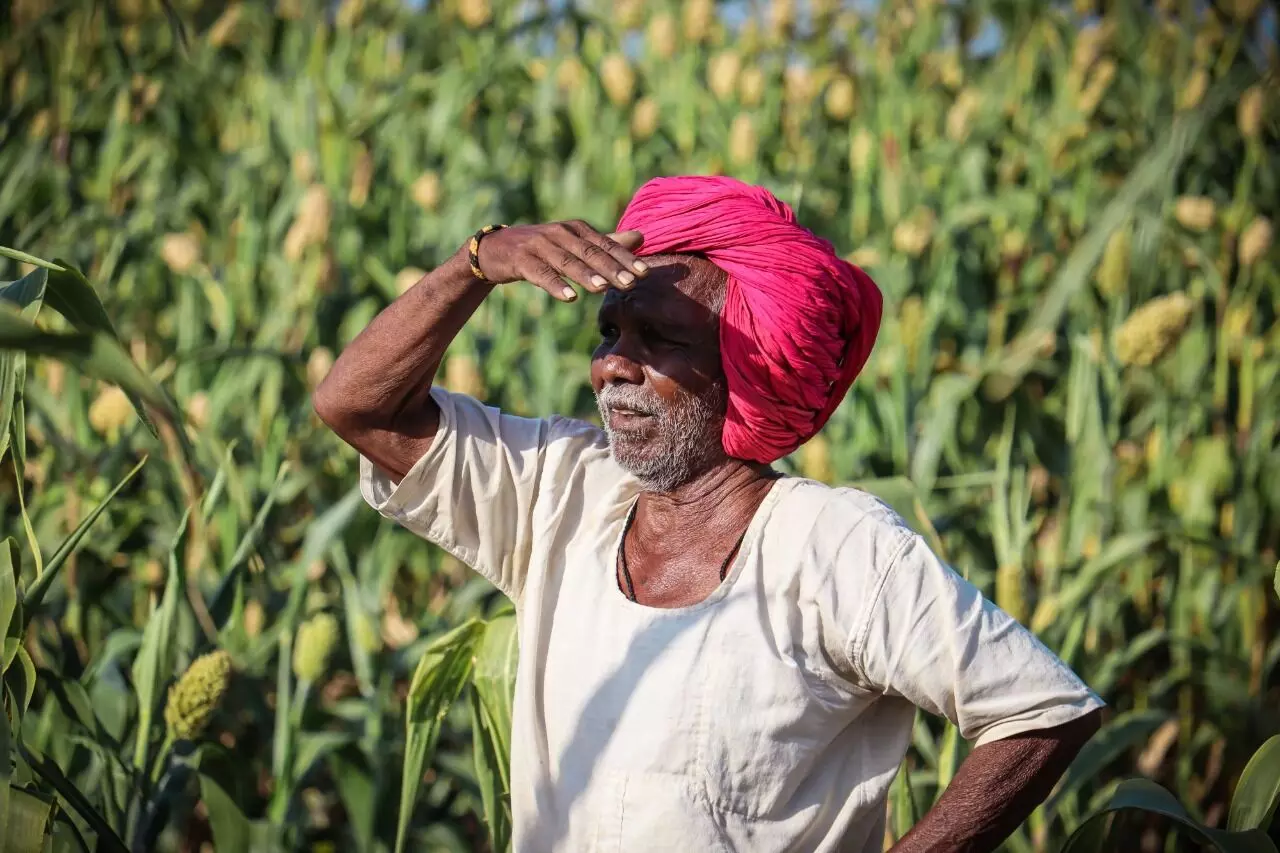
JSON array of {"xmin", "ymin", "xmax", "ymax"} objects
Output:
[
  {"xmin": 890, "ymin": 711, "xmax": 1101, "ymax": 853},
  {"xmin": 313, "ymin": 247, "xmax": 491, "ymax": 471}
]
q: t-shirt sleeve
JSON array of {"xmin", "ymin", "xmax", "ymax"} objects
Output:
[
  {"xmin": 358, "ymin": 386, "xmax": 606, "ymax": 602},
  {"xmin": 848, "ymin": 532, "xmax": 1105, "ymax": 748}
]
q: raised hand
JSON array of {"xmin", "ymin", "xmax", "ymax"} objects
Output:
[{"xmin": 472, "ymin": 221, "xmax": 648, "ymax": 301}]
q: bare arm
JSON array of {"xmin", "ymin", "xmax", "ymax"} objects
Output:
[
  {"xmin": 890, "ymin": 709, "xmax": 1102, "ymax": 853},
  {"xmin": 313, "ymin": 223, "xmax": 647, "ymax": 480},
  {"xmin": 312, "ymin": 247, "xmax": 490, "ymax": 480}
]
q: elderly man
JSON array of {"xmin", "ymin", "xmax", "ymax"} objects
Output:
[{"xmin": 315, "ymin": 176, "xmax": 1104, "ymax": 853}]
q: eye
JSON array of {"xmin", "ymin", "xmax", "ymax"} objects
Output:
[
  {"xmin": 599, "ymin": 322, "xmax": 619, "ymax": 340},
  {"xmin": 641, "ymin": 323, "xmax": 674, "ymax": 345}
]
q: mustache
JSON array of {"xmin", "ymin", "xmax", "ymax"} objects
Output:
[{"xmin": 596, "ymin": 384, "xmax": 661, "ymax": 416}]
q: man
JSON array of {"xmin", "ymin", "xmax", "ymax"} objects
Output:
[{"xmin": 315, "ymin": 176, "xmax": 1104, "ymax": 852}]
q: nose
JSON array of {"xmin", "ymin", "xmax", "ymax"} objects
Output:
[{"xmin": 596, "ymin": 336, "xmax": 645, "ymax": 387}]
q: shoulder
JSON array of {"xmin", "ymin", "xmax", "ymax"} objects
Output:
[
  {"xmin": 435, "ymin": 387, "xmax": 611, "ymax": 454},
  {"xmin": 779, "ymin": 477, "xmax": 921, "ymax": 571}
]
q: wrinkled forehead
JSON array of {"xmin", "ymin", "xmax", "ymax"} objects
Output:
[{"xmin": 597, "ymin": 253, "xmax": 726, "ymax": 327}]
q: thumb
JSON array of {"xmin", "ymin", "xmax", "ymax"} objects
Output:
[{"xmin": 608, "ymin": 230, "xmax": 645, "ymax": 251}]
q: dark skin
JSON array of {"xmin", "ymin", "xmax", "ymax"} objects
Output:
[
  {"xmin": 591, "ymin": 254, "xmax": 777, "ymax": 608},
  {"xmin": 313, "ymin": 219, "xmax": 1102, "ymax": 853}
]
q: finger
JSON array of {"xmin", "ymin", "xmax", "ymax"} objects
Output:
[
  {"xmin": 549, "ymin": 228, "xmax": 632, "ymax": 291},
  {"xmin": 563, "ymin": 223, "xmax": 648, "ymax": 287},
  {"xmin": 547, "ymin": 245, "xmax": 613, "ymax": 294},
  {"xmin": 521, "ymin": 260, "xmax": 578, "ymax": 302},
  {"xmin": 607, "ymin": 229, "xmax": 645, "ymax": 252}
]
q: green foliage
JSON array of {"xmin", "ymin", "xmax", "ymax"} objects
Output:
[{"xmin": 0, "ymin": 0, "xmax": 1277, "ymax": 850}]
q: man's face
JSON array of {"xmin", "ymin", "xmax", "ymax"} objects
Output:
[{"xmin": 590, "ymin": 254, "xmax": 729, "ymax": 492}]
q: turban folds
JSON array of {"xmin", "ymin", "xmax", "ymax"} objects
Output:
[{"xmin": 616, "ymin": 175, "xmax": 883, "ymax": 465}]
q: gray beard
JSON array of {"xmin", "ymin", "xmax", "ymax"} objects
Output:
[{"xmin": 595, "ymin": 381, "xmax": 727, "ymax": 493}]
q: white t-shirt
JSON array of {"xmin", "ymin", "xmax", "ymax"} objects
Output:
[{"xmin": 359, "ymin": 388, "xmax": 1104, "ymax": 853}]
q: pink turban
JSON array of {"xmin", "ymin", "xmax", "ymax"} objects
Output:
[{"xmin": 616, "ymin": 175, "xmax": 882, "ymax": 465}]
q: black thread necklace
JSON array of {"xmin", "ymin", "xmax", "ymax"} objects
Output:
[{"xmin": 617, "ymin": 502, "xmax": 748, "ymax": 603}]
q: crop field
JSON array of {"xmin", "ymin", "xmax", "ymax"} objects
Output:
[{"xmin": 0, "ymin": 0, "xmax": 1278, "ymax": 851}]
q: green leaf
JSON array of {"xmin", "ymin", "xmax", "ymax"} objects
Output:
[
  {"xmin": 9, "ymin": 644, "xmax": 36, "ymax": 714},
  {"xmin": 129, "ymin": 511, "xmax": 189, "ymax": 771},
  {"xmin": 328, "ymin": 749, "xmax": 377, "ymax": 852},
  {"xmin": 1062, "ymin": 778, "xmax": 1279, "ymax": 853},
  {"xmin": 396, "ymin": 619, "xmax": 485, "ymax": 853},
  {"xmin": 198, "ymin": 773, "xmax": 250, "ymax": 853},
  {"xmin": 0, "ymin": 537, "xmax": 17, "ymax": 643},
  {"xmin": 0, "ymin": 267, "xmax": 47, "ymax": 464},
  {"xmin": 292, "ymin": 732, "xmax": 355, "ymax": 780},
  {"xmin": 937, "ymin": 723, "xmax": 966, "ymax": 800},
  {"xmin": 45, "ymin": 817, "xmax": 88, "ymax": 853},
  {"xmin": 889, "ymin": 757, "xmax": 918, "ymax": 843},
  {"xmin": 0, "ymin": 248, "xmax": 161, "ymax": 440},
  {"xmin": 0, "ymin": 304, "xmax": 172, "ymax": 421},
  {"xmin": 469, "ymin": 687, "xmax": 512, "ymax": 853},
  {"xmin": 3, "ymin": 786, "xmax": 54, "ymax": 853},
  {"xmin": 15, "ymin": 741, "xmax": 128, "ymax": 853},
  {"xmin": 983, "ymin": 65, "xmax": 1255, "ymax": 397},
  {"xmin": 1228, "ymin": 735, "xmax": 1280, "ymax": 832},
  {"xmin": 80, "ymin": 630, "xmax": 143, "ymax": 685},
  {"xmin": 209, "ymin": 461, "xmax": 290, "ymax": 629},
  {"xmin": 23, "ymin": 456, "xmax": 148, "ymax": 620},
  {"xmin": 0, "ymin": 691, "xmax": 10, "ymax": 853},
  {"xmin": 470, "ymin": 611, "xmax": 518, "ymax": 851}
]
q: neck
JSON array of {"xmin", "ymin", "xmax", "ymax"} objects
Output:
[{"xmin": 636, "ymin": 458, "xmax": 776, "ymax": 532}]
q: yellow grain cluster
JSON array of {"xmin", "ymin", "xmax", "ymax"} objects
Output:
[
  {"xmin": 1177, "ymin": 68, "xmax": 1209, "ymax": 111},
  {"xmin": 445, "ymin": 353, "xmax": 485, "ymax": 397},
  {"xmin": 728, "ymin": 114, "xmax": 758, "ymax": 166},
  {"xmin": 164, "ymin": 650, "xmax": 233, "ymax": 741},
  {"xmin": 799, "ymin": 435, "xmax": 833, "ymax": 483},
  {"xmin": 824, "ymin": 76, "xmax": 856, "ymax": 120},
  {"xmin": 458, "ymin": 0, "xmax": 492, "ymax": 29},
  {"xmin": 411, "ymin": 171, "xmax": 442, "ymax": 211},
  {"xmin": 284, "ymin": 185, "xmax": 332, "ymax": 261},
  {"xmin": 892, "ymin": 209, "xmax": 936, "ymax": 257},
  {"xmin": 1077, "ymin": 59, "xmax": 1117, "ymax": 116},
  {"xmin": 397, "ymin": 267, "xmax": 426, "ymax": 295},
  {"xmin": 630, "ymin": 97, "xmax": 659, "ymax": 140},
  {"xmin": 600, "ymin": 53, "xmax": 636, "ymax": 107},
  {"xmin": 293, "ymin": 613, "xmax": 340, "ymax": 683},
  {"xmin": 89, "ymin": 386, "xmax": 135, "ymax": 439},
  {"xmin": 1238, "ymin": 217, "xmax": 1272, "ymax": 266},
  {"xmin": 1096, "ymin": 223, "xmax": 1131, "ymax": 297},
  {"xmin": 187, "ymin": 392, "xmax": 210, "ymax": 430},
  {"xmin": 556, "ymin": 57, "xmax": 586, "ymax": 92},
  {"xmin": 160, "ymin": 233, "xmax": 201, "ymax": 274},
  {"xmin": 707, "ymin": 52, "xmax": 741, "ymax": 102},
  {"xmin": 347, "ymin": 145, "xmax": 373, "ymax": 208},
  {"xmin": 208, "ymin": 4, "xmax": 243, "ymax": 47},
  {"xmin": 1114, "ymin": 293, "xmax": 1194, "ymax": 367},
  {"xmin": 1237, "ymin": 84, "xmax": 1264, "ymax": 139},
  {"xmin": 739, "ymin": 67, "xmax": 766, "ymax": 108},
  {"xmin": 646, "ymin": 13, "xmax": 677, "ymax": 60},
  {"xmin": 682, "ymin": 0, "xmax": 714, "ymax": 42},
  {"xmin": 307, "ymin": 347, "xmax": 334, "ymax": 390},
  {"xmin": 849, "ymin": 129, "xmax": 875, "ymax": 177},
  {"xmin": 615, "ymin": 0, "xmax": 644, "ymax": 29},
  {"xmin": 946, "ymin": 89, "xmax": 982, "ymax": 142},
  {"xmin": 1173, "ymin": 196, "xmax": 1216, "ymax": 232}
]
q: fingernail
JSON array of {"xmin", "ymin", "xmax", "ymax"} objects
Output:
[
  {"xmin": 562, "ymin": 286, "xmax": 576, "ymax": 300},
  {"xmin": 632, "ymin": 261, "xmax": 647, "ymax": 273},
  {"xmin": 591, "ymin": 275, "xmax": 608, "ymax": 288},
  {"xmin": 619, "ymin": 271, "xmax": 635, "ymax": 285}
]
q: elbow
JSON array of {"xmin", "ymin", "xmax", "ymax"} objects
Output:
[{"xmin": 312, "ymin": 376, "xmax": 355, "ymax": 436}]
